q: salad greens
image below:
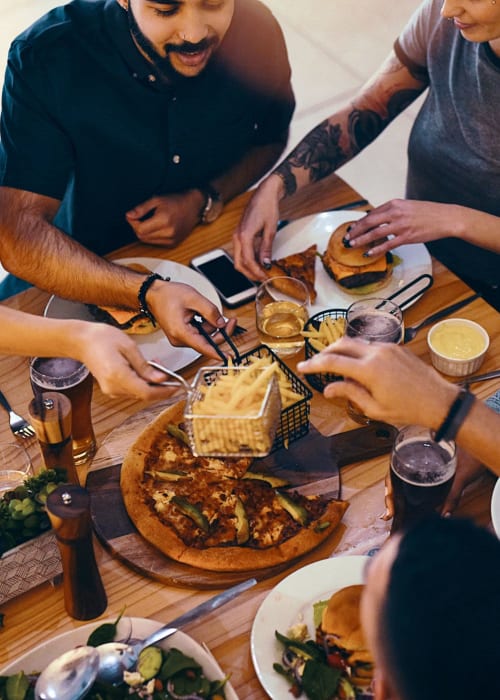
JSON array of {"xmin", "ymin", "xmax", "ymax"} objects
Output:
[
  {"xmin": 0, "ymin": 616, "xmax": 229, "ymax": 700},
  {"xmin": 0, "ymin": 468, "xmax": 67, "ymax": 556}
]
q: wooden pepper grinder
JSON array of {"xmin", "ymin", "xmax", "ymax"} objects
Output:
[
  {"xmin": 46, "ymin": 484, "xmax": 107, "ymax": 620},
  {"xmin": 28, "ymin": 392, "xmax": 79, "ymax": 484}
]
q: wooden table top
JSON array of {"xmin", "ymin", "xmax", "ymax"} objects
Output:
[{"xmin": 0, "ymin": 173, "xmax": 498, "ymax": 698}]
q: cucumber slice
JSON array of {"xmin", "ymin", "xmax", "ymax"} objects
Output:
[{"xmin": 137, "ymin": 645, "xmax": 163, "ymax": 681}]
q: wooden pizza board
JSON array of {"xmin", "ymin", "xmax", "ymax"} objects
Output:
[{"xmin": 86, "ymin": 401, "xmax": 395, "ymax": 588}]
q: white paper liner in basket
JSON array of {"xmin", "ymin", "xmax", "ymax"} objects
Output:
[{"xmin": 148, "ymin": 362, "xmax": 282, "ymax": 457}]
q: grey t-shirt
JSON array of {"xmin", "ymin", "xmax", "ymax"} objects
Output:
[{"xmin": 396, "ymin": 0, "xmax": 500, "ymax": 288}]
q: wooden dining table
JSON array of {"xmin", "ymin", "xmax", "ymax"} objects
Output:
[{"xmin": 0, "ymin": 173, "xmax": 499, "ymax": 697}]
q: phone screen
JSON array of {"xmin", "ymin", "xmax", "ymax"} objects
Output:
[{"xmin": 196, "ymin": 254, "xmax": 255, "ymax": 298}]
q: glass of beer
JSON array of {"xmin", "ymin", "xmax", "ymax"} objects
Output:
[
  {"xmin": 345, "ymin": 297, "xmax": 403, "ymax": 423},
  {"xmin": 390, "ymin": 425, "xmax": 456, "ymax": 534},
  {"xmin": 0, "ymin": 442, "xmax": 32, "ymax": 495},
  {"xmin": 30, "ymin": 357, "xmax": 96, "ymax": 465},
  {"xmin": 255, "ymin": 277, "xmax": 309, "ymax": 357}
]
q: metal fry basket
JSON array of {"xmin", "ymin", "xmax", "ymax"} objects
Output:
[
  {"xmin": 149, "ymin": 362, "xmax": 282, "ymax": 457},
  {"xmin": 184, "ymin": 366, "xmax": 282, "ymax": 457},
  {"xmin": 238, "ymin": 345, "xmax": 313, "ymax": 451}
]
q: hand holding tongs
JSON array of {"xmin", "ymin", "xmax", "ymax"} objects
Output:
[{"xmin": 190, "ymin": 315, "xmax": 242, "ymax": 365}]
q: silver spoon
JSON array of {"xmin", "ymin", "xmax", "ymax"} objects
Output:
[{"xmin": 35, "ymin": 646, "xmax": 99, "ymax": 700}]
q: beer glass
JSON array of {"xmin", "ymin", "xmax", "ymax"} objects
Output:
[
  {"xmin": 0, "ymin": 442, "xmax": 32, "ymax": 495},
  {"xmin": 255, "ymin": 277, "xmax": 309, "ymax": 357},
  {"xmin": 30, "ymin": 357, "xmax": 96, "ymax": 465},
  {"xmin": 345, "ymin": 297, "xmax": 403, "ymax": 423},
  {"xmin": 390, "ymin": 425, "xmax": 456, "ymax": 534}
]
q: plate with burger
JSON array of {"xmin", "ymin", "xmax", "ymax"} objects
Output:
[
  {"xmin": 272, "ymin": 211, "xmax": 432, "ymax": 313},
  {"xmin": 44, "ymin": 257, "xmax": 221, "ymax": 372},
  {"xmin": 250, "ymin": 555, "xmax": 374, "ymax": 700}
]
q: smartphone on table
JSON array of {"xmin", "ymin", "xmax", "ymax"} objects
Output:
[{"xmin": 190, "ymin": 248, "xmax": 257, "ymax": 308}]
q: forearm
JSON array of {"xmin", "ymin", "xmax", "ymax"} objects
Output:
[
  {"xmin": 453, "ymin": 206, "xmax": 500, "ymax": 254},
  {"xmin": 0, "ymin": 307, "xmax": 96, "ymax": 359},
  {"xmin": 274, "ymin": 50, "xmax": 425, "ymax": 198},
  {"xmin": 0, "ymin": 188, "xmax": 148, "ymax": 308},
  {"xmin": 210, "ymin": 138, "xmax": 289, "ymax": 204}
]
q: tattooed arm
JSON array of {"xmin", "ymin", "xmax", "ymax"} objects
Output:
[{"xmin": 233, "ymin": 50, "xmax": 426, "ymax": 279}]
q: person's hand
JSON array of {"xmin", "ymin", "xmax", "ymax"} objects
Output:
[
  {"xmin": 125, "ymin": 191, "xmax": 203, "ymax": 247},
  {"xmin": 441, "ymin": 449, "xmax": 488, "ymax": 516},
  {"xmin": 74, "ymin": 324, "xmax": 178, "ymax": 400},
  {"xmin": 233, "ymin": 173, "xmax": 284, "ymax": 280},
  {"xmin": 343, "ymin": 199, "xmax": 464, "ymax": 257},
  {"xmin": 297, "ymin": 337, "xmax": 459, "ymax": 428},
  {"xmin": 147, "ymin": 280, "xmax": 237, "ymax": 360}
]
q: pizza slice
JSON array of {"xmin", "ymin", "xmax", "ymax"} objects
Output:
[{"xmin": 266, "ymin": 244, "xmax": 318, "ymax": 303}]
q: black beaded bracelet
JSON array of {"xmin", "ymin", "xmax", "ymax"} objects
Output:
[
  {"xmin": 434, "ymin": 388, "xmax": 476, "ymax": 443},
  {"xmin": 138, "ymin": 272, "xmax": 169, "ymax": 323}
]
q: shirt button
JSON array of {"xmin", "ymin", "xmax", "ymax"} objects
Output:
[
  {"xmin": 172, "ymin": 154, "xmax": 181, "ymax": 164},
  {"xmin": 254, "ymin": 122, "xmax": 259, "ymax": 130},
  {"xmin": 172, "ymin": 96, "xmax": 177, "ymax": 102},
  {"xmin": 132, "ymin": 72, "xmax": 138, "ymax": 79}
]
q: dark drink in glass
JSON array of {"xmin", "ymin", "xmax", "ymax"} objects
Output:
[
  {"xmin": 390, "ymin": 426, "xmax": 456, "ymax": 534},
  {"xmin": 346, "ymin": 298, "xmax": 403, "ymax": 422},
  {"xmin": 30, "ymin": 357, "xmax": 96, "ymax": 465}
]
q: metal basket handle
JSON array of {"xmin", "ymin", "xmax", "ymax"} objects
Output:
[{"xmin": 147, "ymin": 361, "xmax": 192, "ymax": 393}]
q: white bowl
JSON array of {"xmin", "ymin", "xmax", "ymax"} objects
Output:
[{"xmin": 427, "ymin": 318, "xmax": 489, "ymax": 377}]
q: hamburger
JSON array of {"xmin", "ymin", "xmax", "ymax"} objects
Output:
[
  {"xmin": 87, "ymin": 263, "xmax": 158, "ymax": 335},
  {"xmin": 317, "ymin": 584, "xmax": 374, "ymax": 688},
  {"xmin": 322, "ymin": 221, "xmax": 393, "ymax": 293}
]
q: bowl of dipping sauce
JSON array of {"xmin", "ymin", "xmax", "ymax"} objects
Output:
[{"xmin": 427, "ymin": 318, "xmax": 489, "ymax": 377}]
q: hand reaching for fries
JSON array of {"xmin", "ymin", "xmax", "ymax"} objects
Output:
[{"xmin": 302, "ymin": 315, "xmax": 346, "ymax": 351}]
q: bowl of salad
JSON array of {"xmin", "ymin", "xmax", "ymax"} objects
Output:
[{"xmin": 0, "ymin": 615, "xmax": 238, "ymax": 700}]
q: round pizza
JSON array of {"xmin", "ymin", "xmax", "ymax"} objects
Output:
[{"xmin": 121, "ymin": 402, "xmax": 348, "ymax": 572}]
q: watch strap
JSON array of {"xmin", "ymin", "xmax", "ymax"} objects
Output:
[{"xmin": 434, "ymin": 389, "xmax": 476, "ymax": 442}]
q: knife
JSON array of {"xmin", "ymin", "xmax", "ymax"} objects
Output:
[{"xmin": 137, "ymin": 577, "xmax": 257, "ymax": 649}]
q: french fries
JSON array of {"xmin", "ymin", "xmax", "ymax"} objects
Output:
[
  {"xmin": 302, "ymin": 315, "xmax": 346, "ymax": 352},
  {"xmin": 186, "ymin": 365, "xmax": 282, "ymax": 456},
  {"xmin": 239, "ymin": 354, "xmax": 304, "ymax": 408}
]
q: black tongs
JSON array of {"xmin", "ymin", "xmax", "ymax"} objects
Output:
[{"xmin": 190, "ymin": 315, "xmax": 242, "ymax": 365}]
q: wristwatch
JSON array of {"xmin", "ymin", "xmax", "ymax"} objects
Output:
[{"xmin": 199, "ymin": 185, "xmax": 223, "ymax": 224}]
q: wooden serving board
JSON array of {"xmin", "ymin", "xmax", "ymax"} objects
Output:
[{"xmin": 86, "ymin": 401, "xmax": 395, "ymax": 588}]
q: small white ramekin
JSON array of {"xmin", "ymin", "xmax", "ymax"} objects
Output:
[{"xmin": 427, "ymin": 318, "xmax": 489, "ymax": 377}]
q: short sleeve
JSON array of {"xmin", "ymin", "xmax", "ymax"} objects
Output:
[
  {"xmin": 0, "ymin": 40, "xmax": 73, "ymax": 199},
  {"xmin": 395, "ymin": 0, "xmax": 442, "ymax": 70},
  {"xmin": 486, "ymin": 390, "xmax": 500, "ymax": 415}
]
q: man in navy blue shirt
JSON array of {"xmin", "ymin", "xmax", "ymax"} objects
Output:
[{"xmin": 0, "ymin": 0, "xmax": 294, "ymax": 354}]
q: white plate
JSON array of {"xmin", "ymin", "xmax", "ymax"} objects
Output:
[
  {"xmin": 491, "ymin": 479, "xmax": 500, "ymax": 537},
  {"xmin": 274, "ymin": 211, "xmax": 432, "ymax": 313},
  {"xmin": 251, "ymin": 555, "xmax": 369, "ymax": 699},
  {"xmin": 0, "ymin": 616, "xmax": 238, "ymax": 699},
  {"xmin": 44, "ymin": 258, "xmax": 222, "ymax": 372}
]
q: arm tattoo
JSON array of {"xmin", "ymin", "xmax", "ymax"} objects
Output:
[
  {"xmin": 274, "ymin": 119, "xmax": 347, "ymax": 195},
  {"xmin": 274, "ymin": 85, "xmax": 422, "ymax": 194}
]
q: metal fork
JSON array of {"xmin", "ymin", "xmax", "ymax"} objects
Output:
[{"xmin": 0, "ymin": 390, "xmax": 36, "ymax": 439}]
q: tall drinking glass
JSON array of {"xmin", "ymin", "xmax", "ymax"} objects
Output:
[
  {"xmin": 345, "ymin": 297, "xmax": 403, "ymax": 423},
  {"xmin": 255, "ymin": 277, "xmax": 309, "ymax": 357},
  {"xmin": 30, "ymin": 357, "xmax": 96, "ymax": 465},
  {"xmin": 390, "ymin": 425, "xmax": 456, "ymax": 534},
  {"xmin": 0, "ymin": 442, "xmax": 32, "ymax": 495}
]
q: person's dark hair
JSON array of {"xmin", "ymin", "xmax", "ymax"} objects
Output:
[{"xmin": 382, "ymin": 516, "xmax": 500, "ymax": 700}]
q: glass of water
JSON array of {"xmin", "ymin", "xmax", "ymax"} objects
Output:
[{"xmin": 0, "ymin": 442, "xmax": 33, "ymax": 495}]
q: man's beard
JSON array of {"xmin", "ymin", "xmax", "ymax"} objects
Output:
[{"xmin": 127, "ymin": 5, "xmax": 216, "ymax": 82}]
